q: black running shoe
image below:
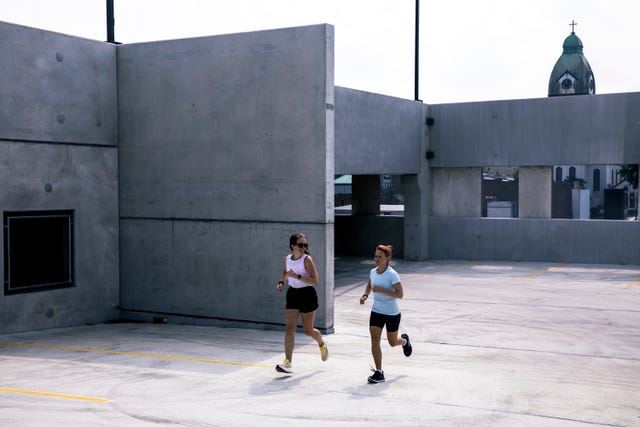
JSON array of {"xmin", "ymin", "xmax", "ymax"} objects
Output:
[
  {"xmin": 401, "ymin": 333, "xmax": 412, "ymax": 357},
  {"xmin": 367, "ymin": 369, "xmax": 385, "ymax": 384}
]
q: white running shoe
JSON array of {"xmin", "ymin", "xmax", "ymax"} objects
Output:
[{"xmin": 275, "ymin": 359, "xmax": 293, "ymax": 373}]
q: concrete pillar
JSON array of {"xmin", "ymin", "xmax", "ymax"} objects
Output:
[
  {"xmin": 402, "ymin": 103, "xmax": 431, "ymax": 261},
  {"xmin": 352, "ymin": 175, "xmax": 380, "ymax": 215},
  {"xmin": 633, "ymin": 164, "xmax": 639, "ymax": 221},
  {"xmin": 519, "ymin": 166, "xmax": 552, "ymax": 218},
  {"xmin": 402, "ymin": 173, "xmax": 430, "ymax": 260},
  {"xmin": 432, "ymin": 167, "xmax": 482, "ymax": 217}
]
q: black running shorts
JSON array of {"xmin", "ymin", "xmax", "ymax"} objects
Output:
[
  {"xmin": 285, "ymin": 286, "xmax": 319, "ymax": 313},
  {"xmin": 369, "ymin": 311, "xmax": 401, "ymax": 332}
]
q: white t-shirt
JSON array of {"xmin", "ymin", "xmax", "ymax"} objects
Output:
[{"xmin": 370, "ymin": 266, "xmax": 401, "ymax": 315}]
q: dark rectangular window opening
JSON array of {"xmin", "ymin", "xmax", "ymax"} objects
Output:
[{"xmin": 3, "ymin": 210, "xmax": 75, "ymax": 295}]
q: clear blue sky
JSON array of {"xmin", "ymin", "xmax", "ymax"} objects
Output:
[{"xmin": 1, "ymin": 0, "xmax": 638, "ymax": 104}]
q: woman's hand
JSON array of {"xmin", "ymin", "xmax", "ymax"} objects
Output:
[
  {"xmin": 276, "ymin": 281, "xmax": 284, "ymax": 293},
  {"xmin": 285, "ymin": 269, "xmax": 298, "ymax": 279},
  {"xmin": 359, "ymin": 294, "xmax": 368, "ymax": 305},
  {"xmin": 371, "ymin": 284, "xmax": 403, "ymax": 299}
]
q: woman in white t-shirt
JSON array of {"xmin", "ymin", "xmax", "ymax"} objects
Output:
[
  {"xmin": 359, "ymin": 244, "xmax": 412, "ymax": 383},
  {"xmin": 274, "ymin": 233, "xmax": 328, "ymax": 373}
]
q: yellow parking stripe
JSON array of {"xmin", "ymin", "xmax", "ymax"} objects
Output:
[
  {"xmin": 508, "ymin": 263, "xmax": 566, "ymax": 284},
  {"xmin": 0, "ymin": 341, "xmax": 272, "ymax": 369},
  {"xmin": 0, "ymin": 387, "xmax": 108, "ymax": 402},
  {"xmin": 624, "ymin": 280, "xmax": 639, "ymax": 289}
]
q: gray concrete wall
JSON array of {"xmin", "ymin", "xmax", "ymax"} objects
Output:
[
  {"xmin": 428, "ymin": 93, "xmax": 640, "ymax": 167},
  {"xmin": 431, "ymin": 167, "xmax": 482, "ymax": 217},
  {"xmin": 0, "ymin": 22, "xmax": 119, "ymax": 333},
  {"xmin": 429, "ymin": 217, "xmax": 640, "ymax": 264},
  {"xmin": 519, "ymin": 166, "xmax": 552, "ymax": 218},
  {"xmin": 0, "ymin": 22, "xmax": 117, "ymax": 145},
  {"xmin": 335, "ymin": 87, "xmax": 423, "ymax": 175},
  {"xmin": 402, "ymin": 103, "xmax": 432, "ymax": 261},
  {"xmin": 423, "ymin": 93, "xmax": 640, "ymax": 264},
  {"xmin": 119, "ymin": 220, "xmax": 331, "ymax": 327},
  {"xmin": 117, "ymin": 25, "xmax": 335, "ymax": 331},
  {"xmin": 332, "ymin": 90, "xmax": 424, "ymax": 261},
  {"xmin": 334, "ymin": 215, "xmax": 404, "ymax": 258},
  {"xmin": 402, "ymin": 172, "xmax": 431, "ymax": 261},
  {"xmin": 352, "ymin": 175, "xmax": 380, "ymax": 215}
]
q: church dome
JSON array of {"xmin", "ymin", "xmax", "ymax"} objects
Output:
[
  {"xmin": 548, "ymin": 28, "xmax": 595, "ymax": 97},
  {"xmin": 562, "ymin": 33, "xmax": 583, "ymax": 53}
]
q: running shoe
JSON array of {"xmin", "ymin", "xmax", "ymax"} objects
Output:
[
  {"xmin": 319, "ymin": 341, "xmax": 329, "ymax": 361},
  {"xmin": 401, "ymin": 333, "xmax": 412, "ymax": 357},
  {"xmin": 367, "ymin": 369, "xmax": 385, "ymax": 384},
  {"xmin": 275, "ymin": 359, "xmax": 293, "ymax": 373}
]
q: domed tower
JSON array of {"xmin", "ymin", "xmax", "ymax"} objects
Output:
[{"xmin": 548, "ymin": 22, "xmax": 595, "ymax": 96}]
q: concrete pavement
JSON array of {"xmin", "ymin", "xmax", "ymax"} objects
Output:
[{"xmin": 1, "ymin": 258, "xmax": 639, "ymax": 426}]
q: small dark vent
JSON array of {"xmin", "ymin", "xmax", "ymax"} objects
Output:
[{"xmin": 4, "ymin": 210, "xmax": 75, "ymax": 295}]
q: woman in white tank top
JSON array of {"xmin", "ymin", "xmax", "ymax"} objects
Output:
[{"xmin": 274, "ymin": 233, "xmax": 329, "ymax": 373}]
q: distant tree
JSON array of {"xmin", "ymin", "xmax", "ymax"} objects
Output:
[{"xmin": 619, "ymin": 164, "xmax": 639, "ymax": 190}]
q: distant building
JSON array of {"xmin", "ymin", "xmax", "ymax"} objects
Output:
[
  {"xmin": 334, "ymin": 174, "xmax": 352, "ymax": 206},
  {"xmin": 548, "ymin": 23, "xmax": 595, "ymax": 96},
  {"xmin": 548, "ymin": 24, "xmax": 636, "ymax": 218}
]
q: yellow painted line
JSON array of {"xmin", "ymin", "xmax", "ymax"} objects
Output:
[
  {"xmin": 624, "ymin": 280, "xmax": 639, "ymax": 289},
  {"xmin": 0, "ymin": 341, "xmax": 272, "ymax": 369},
  {"xmin": 0, "ymin": 387, "xmax": 108, "ymax": 403},
  {"xmin": 508, "ymin": 263, "xmax": 566, "ymax": 284}
]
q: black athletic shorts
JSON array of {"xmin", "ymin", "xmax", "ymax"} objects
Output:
[
  {"xmin": 286, "ymin": 286, "xmax": 319, "ymax": 313},
  {"xmin": 369, "ymin": 311, "xmax": 401, "ymax": 332}
]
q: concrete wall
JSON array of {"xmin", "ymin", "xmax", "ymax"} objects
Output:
[
  {"xmin": 402, "ymin": 172, "xmax": 432, "ymax": 261},
  {"xmin": 429, "ymin": 217, "xmax": 640, "ymax": 264},
  {"xmin": 519, "ymin": 166, "xmax": 552, "ymax": 218},
  {"xmin": 0, "ymin": 22, "xmax": 119, "ymax": 333},
  {"xmin": 335, "ymin": 87, "xmax": 423, "ymax": 174},
  {"xmin": 352, "ymin": 175, "xmax": 380, "ymax": 215},
  {"xmin": 333, "ymin": 89, "xmax": 639, "ymax": 264},
  {"xmin": 335, "ymin": 215, "xmax": 404, "ymax": 258},
  {"xmin": 431, "ymin": 168, "xmax": 482, "ymax": 217},
  {"xmin": 428, "ymin": 93, "xmax": 640, "ymax": 167},
  {"xmin": 423, "ymin": 93, "xmax": 640, "ymax": 264},
  {"xmin": 117, "ymin": 25, "xmax": 335, "ymax": 331},
  {"xmin": 333, "ymin": 88, "xmax": 423, "ymax": 260}
]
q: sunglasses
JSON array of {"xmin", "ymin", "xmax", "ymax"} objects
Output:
[{"xmin": 295, "ymin": 243, "xmax": 308, "ymax": 248}]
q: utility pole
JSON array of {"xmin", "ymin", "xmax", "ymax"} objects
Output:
[
  {"xmin": 106, "ymin": 0, "xmax": 115, "ymax": 43},
  {"xmin": 414, "ymin": 0, "xmax": 420, "ymax": 101}
]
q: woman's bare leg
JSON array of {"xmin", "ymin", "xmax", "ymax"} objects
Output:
[
  {"xmin": 284, "ymin": 309, "xmax": 299, "ymax": 360},
  {"xmin": 369, "ymin": 326, "xmax": 383, "ymax": 370},
  {"xmin": 300, "ymin": 310, "xmax": 324, "ymax": 346}
]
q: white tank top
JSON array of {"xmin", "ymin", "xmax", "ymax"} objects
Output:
[{"xmin": 286, "ymin": 253, "xmax": 309, "ymax": 289}]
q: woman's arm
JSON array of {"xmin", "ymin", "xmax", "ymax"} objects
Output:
[
  {"xmin": 359, "ymin": 279, "xmax": 372, "ymax": 304},
  {"xmin": 300, "ymin": 255, "xmax": 319, "ymax": 285},
  {"xmin": 281, "ymin": 256, "xmax": 288, "ymax": 282},
  {"xmin": 276, "ymin": 256, "xmax": 287, "ymax": 293},
  {"xmin": 372, "ymin": 282, "xmax": 403, "ymax": 299}
]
